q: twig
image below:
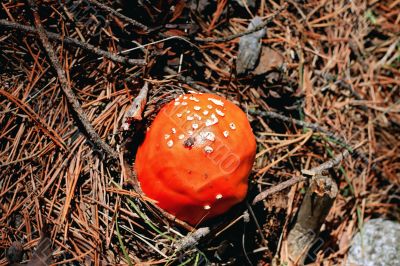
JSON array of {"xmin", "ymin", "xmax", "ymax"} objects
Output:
[
  {"xmin": 0, "ymin": 19, "xmax": 146, "ymax": 66},
  {"xmin": 174, "ymin": 227, "xmax": 210, "ymax": 252},
  {"xmin": 194, "ymin": 5, "xmax": 286, "ymax": 43},
  {"xmin": 87, "ymin": 0, "xmax": 148, "ymax": 31},
  {"xmin": 252, "ymin": 176, "xmax": 306, "ymax": 205},
  {"xmin": 253, "ymin": 149, "xmax": 351, "ymax": 205},
  {"xmin": 301, "ymin": 150, "xmax": 350, "ymax": 176},
  {"xmin": 153, "ymin": 204, "xmax": 196, "ymax": 232},
  {"xmin": 27, "ymin": 0, "xmax": 118, "ymax": 160}
]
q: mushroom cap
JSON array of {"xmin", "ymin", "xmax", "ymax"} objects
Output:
[{"xmin": 135, "ymin": 93, "xmax": 256, "ymax": 225}]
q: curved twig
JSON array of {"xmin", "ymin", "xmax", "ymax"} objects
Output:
[
  {"xmin": 27, "ymin": 0, "xmax": 118, "ymax": 160},
  {"xmin": 0, "ymin": 19, "xmax": 146, "ymax": 66}
]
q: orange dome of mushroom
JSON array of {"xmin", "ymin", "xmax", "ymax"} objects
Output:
[{"xmin": 135, "ymin": 93, "xmax": 256, "ymax": 225}]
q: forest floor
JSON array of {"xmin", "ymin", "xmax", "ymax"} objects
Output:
[{"xmin": 0, "ymin": 0, "xmax": 399, "ymax": 265}]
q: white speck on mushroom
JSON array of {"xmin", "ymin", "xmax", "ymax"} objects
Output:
[
  {"xmin": 207, "ymin": 105, "xmax": 213, "ymax": 109},
  {"xmin": 206, "ymin": 119, "xmax": 217, "ymax": 126},
  {"xmin": 208, "ymin": 97, "xmax": 224, "ymax": 106},
  {"xmin": 216, "ymin": 194, "xmax": 223, "ymax": 199},
  {"xmin": 193, "ymin": 97, "xmax": 200, "ymax": 102},
  {"xmin": 215, "ymin": 109, "xmax": 225, "ymax": 116},
  {"xmin": 188, "ymin": 130, "xmax": 193, "ymax": 136},
  {"xmin": 204, "ymin": 146, "xmax": 213, "ymax": 153},
  {"xmin": 164, "ymin": 134, "xmax": 170, "ymax": 139},
  {"xmin": 177, "ymin": 113, "xmax": 183, "ymax": 118},
  {"xmin": 192, "ymin": 123, "xmax": 199, "ymax": 129},
  {"xmin": 204, "ymin": 205, "xmax": 211, "ymax": 210},
  {"xmin": 194, "ymin": 106, "xmax": 201, "ymax": 111},
  {"xmin": 223, "ymin": 131, "xmax": 229, "ymax": 137},
  {"xmin": 174, "ymin": 102, "xmax": 180, "ymax": 106},
  {"xmin": 205, "ymin": 114, "xmax": 219, "ymax": 126},
  {"xmin": 204, "ymin": 132, "xmax": 215, "ymax": 141},
  {"xmin": 186, "ymin": 110, "xmax": 191, "ymax": 114},
  {"xmin": 183, "ymin": 96, "xmax": 188, "ymax": 100},
  {"xmin": 178, "ymin": 134, "xmax": 185, "ymax": 140},
  {"xmin": 187, "ymin": 115, "xmax": 194, "ymax": 121},
  {"xmin": 207, "ymin": 132, "xmax": 215, "ymax": 141},
  {"xmin": 181, "ymin": 102, "xmax": 188, "ymax": 106},
  {"xmin": 172, "ymin": 128, "xmax": 176, "ymax": 134},
  {"xmin": 200, "ymin": 132, "xmax": 215, "ymax": 142},
  {"xmin": 167, "ymin": 140, "xmax": 174, "ymax": 147},
  {"xmin": 203, "ymin": 110, "xmax": 209, "ymax": 115},
  {"xmin": 229, "ymin": 122, "xmax": 236, "ymax": 130}
]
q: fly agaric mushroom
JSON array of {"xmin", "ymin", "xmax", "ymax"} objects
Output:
[{"xmin": 135, "ymin": 93, "xmax": 256, "ymax": 225}]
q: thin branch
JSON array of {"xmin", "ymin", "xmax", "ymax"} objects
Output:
[
  {"xmin": 0, "ymin": 19, "xmax": 146, "ymax": 66},
  {"xmin": 253, "ymin": 149, "xmax": 351, "ymax": 205},
  {"xmin": 302, "ymin": 150, "xmax": 350, "ymax": 176},
  {"xmin": 194, "ymin": 5, "xmax": 287, "ymax": 43},
  {"xmin": 87, "ymin": 0, "xmax": 148, "ymax": 31},
  {"xmin": 174, "ymin": 227, "xmax": 210, "ymax": 251},
  {"xmin": 27, "ymin": 0, "xmax": 118, "ymax": 160},
  {"xmin": 252, "ymin": 176, "xmax": 306, "ymax": 205}
]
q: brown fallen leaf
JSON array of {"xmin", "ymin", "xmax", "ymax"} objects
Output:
[{"xmin": 252, "ymin": 46, "xmax": 284, "ymax": 76}]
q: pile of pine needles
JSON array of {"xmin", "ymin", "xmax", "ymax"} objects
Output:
[{"xmin": 0, "ymin": 0, "xmax": 399, "ymax": 264}]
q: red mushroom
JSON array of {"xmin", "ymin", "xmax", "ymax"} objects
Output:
[{"xmin": 135, "ymin": 93, "xmax": 256, "ymax": 225}]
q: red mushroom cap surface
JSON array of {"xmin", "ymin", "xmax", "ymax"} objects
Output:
[{"xmin": 135, "ymin": 93, "xmax": 256, "ymax": 225}]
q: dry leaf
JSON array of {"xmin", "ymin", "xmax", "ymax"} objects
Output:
[{"xmin": 252, "ymin": 46, "xmax": 284, "ymax": 76}]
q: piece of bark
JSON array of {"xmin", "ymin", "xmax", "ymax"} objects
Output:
[
  {"xmin": 121, "ymin": 82, "xmax": 149, "ymax": 131},
  {"xmin": 286, "ymin": 175, "xmax": 338, "ymax": 264},
  {"xmin": 236, "ymin": 17, "xmax": 266, "ymax": 75},
  {"xmin": 252, "ymin": 176, "xmax": 306, "ymax": 205}
]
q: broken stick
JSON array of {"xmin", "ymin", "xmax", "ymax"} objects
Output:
[{"xmin": 286, "ymin": 175, "xmax": 338, "ymax": 264}]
